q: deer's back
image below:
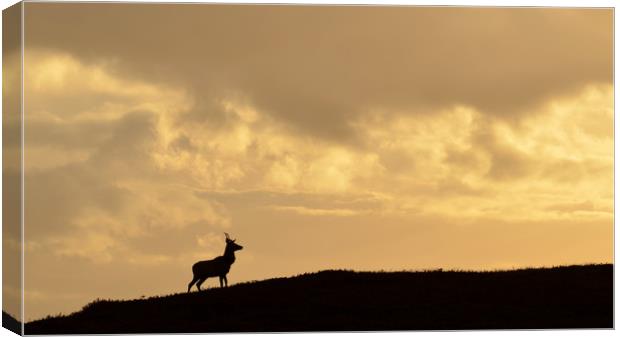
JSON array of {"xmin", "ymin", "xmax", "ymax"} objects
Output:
[{"xmin": 192, "ymin": 256, "xmax": 230, "ymax": 277}]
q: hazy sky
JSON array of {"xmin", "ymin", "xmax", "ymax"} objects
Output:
[{"xmin": 12, "ymin": 4, "xmax": 613, "ymax": 321}]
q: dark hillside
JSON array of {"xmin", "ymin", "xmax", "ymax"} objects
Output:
[
  {"xmin": 26, "ymin": 264, "xmax": 613, "ymax": 334},
  {"xmin": 2, "ymin": 311, "xmax": 21, "ymax": 335}
]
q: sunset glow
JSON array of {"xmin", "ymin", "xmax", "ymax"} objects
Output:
[{"xmin": 8, "ymin": 4, "xmax": 612, "ymax": 321}]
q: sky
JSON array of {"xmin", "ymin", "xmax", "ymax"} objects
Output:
[{"xmin": 6, "ymin": 3, "xmax": 613, "ymax": 321}]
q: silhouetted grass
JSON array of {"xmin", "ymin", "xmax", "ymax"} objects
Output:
[{"xmin": 25, "ymin": 264, "xmax": 612, "ymax": 334}]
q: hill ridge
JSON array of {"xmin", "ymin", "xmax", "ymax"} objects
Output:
[{"xmin": 26, "ymin": 264, "xmax": 613, "ymax": 334}]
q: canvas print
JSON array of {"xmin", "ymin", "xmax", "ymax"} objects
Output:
[{"xmin": 2, "ymin": 2, "xmax": 614, "ymax": 334}]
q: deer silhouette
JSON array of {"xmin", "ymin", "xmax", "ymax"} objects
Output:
[{"xmin": 187, "ymin": 233, "xmax": 243, "ymax": 292}]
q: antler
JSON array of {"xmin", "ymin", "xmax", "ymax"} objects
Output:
[{"xmin": 225, "ymin": 232, "xmax": 231, "ymax": 240}]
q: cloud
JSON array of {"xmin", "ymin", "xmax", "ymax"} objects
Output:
[
  {"xmin": 26, "ymin": 51, "xmax": 610, "ymax": 250},
  {"xmin": 546, "ymin": 201, "xmax": 612, "ymax": 215},
  {"xmin": 24, "ymin": 51, "xmax": 229, "ymax": 263},
  {"xmin": 269, "ymin": 205, "xmax": 360, "ymax": 217},
  {"xmin": 24, "ymin": 5, "xmax": 612, "ymax": 143},
  {"xmin": 23, "ymin": 49, "xmax": 612, "ymax": 254}
]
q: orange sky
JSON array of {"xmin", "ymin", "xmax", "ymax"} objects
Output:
[{"xmin": 5, "ymin": 4, "xmax": 614, "ymax": 321}]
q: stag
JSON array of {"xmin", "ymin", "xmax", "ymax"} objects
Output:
[{"xmin": 187, "ymin": 233, "xmax": 243, "ymax": 292}]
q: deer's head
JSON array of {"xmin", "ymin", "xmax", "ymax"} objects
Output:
[{"xmin": 225, "ymin": 233, "xmax": 243, "ymax": 251}]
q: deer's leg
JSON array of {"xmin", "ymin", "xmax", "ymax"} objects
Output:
[
  {"xmin": 187, "ymin": 275, "xmax": 199, "ymax": 293},
  {"xmin": 223, "ymin": 276, "xmax": 228, "ymax": 287},
  {"xmin": 219, "ymin": 276, "xmax": 224, "ymax": 287},
  {"xmin": 196, "ymin": 277, "xmax": 207, "ymax": 291}
]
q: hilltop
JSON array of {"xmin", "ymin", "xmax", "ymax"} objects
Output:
[{"xmin": 25, "ymin": 264, "xmax": 612, "ymax": 334}]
